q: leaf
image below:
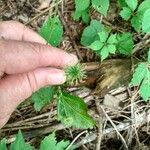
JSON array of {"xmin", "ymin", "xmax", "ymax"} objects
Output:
[
  {"xmin": 125, "ymin": 0, "xmax": 138, "ymax": 11},
  {"xmin": 130, "ymin": 63, "xmax": 147, "ymax": 86},
  {"xmin": 32, "ymin": 87, "xmax": 55, "ymax": 111},
  {"xmin": 57, "ymin": 92, "xmax": 96, "ymax": 129},
  {"xmin": 142, "ymin": 9, "xmax": 150, "ymax": 33},
  {"xmin": 81, "ymin": 20, "xmax": 104, "ymax": 46},
  {"xmin": 73, "ymin": 9, "xmax": 90, "ymax": 24},
  {"xmin": 98, "ymin": 31, "xmax": 109, "ymax": 43},
  {"xmin": 116, "ymin": 33, "xmax": 134, "ymax": 55},
  {"xmin": 120, "ymin": 7, "xmax": 132, "ymax": 20},
  {"xmin": 0, "ymin": 139, "xmax": 7, "ymax": 150},
  {"xmin": 39, "ymin": 16, "xmax": 63, "ymax": 47},
  {"xmin": 107, "ymin": 34, "xmax": 117, "ymax": 44},
  {"xmin": 131, "ymin": 15, "xmax": 142, "ymax": 32},
  {"xmin": 107, "ymin": 44, "xmax": 116, "ymax": 54},
  {"xmin": 88, "ymin": 40, "xmax": 103, "ymax": 51},
  {"xmin": 100, "ymin": 46, "xmax": 109, "ymax": 61},
  {"xmin": 140, "ymin": 82, "xmax": 150, "ymax": 101},
  {"xmin": 10, "ymin": 131, "xmax": 33, "ymax": 150},
  {"xmin": 40, "ymin": 132, "xmax": 69, "ymax": 150},
  {"xmin": 75, "ymin": 0, "xmax": 90, "ymax": 11},
  {"xmin": 92, "ymin": 0, "xmax": 110, "ymax": 16},
  {"xmin": 138, "ymin": 0, "xmax": 150, "ymax": 15},
  {"xmin": 148, "ymin": 49, "xmax": 150, "ymax": 63}
]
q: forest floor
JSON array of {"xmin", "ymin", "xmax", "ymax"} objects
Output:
[{"xmin": 0, "ymin": 0, "xmax": 150, "ymax": 150}]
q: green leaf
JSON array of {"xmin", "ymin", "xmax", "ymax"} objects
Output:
[
  {"xmin": 107, "ymin": 34, "xmax": 117, "ymax": 44},
  {"xmin": 98, "ymin": 31, "xmax": 109, "ymax": 43},
  {"xmin": 120, "ymin": 7, "xmax": 132, "ymax": 20},
  {"xmin": 40, "ymin": 132, "xmax": 69, "ymax": 150},
  {"xmin": 81, "ymin": 20, "xmax": 104, "ymax": 46},
  {"xmin": 142, "ymin": 9, "xmax": 150, "ymax": 33},
  {"xmin": 10, "ymin": 131, "xmax": 33, "ymax": 150},
  {"xmin": 75, "ymin": 0, "xmax": 90, "ymax": 11},
  {"xmin": 118, "ymin": 0, "xmax": 127, "ymax": 7},
  {"xmin": 138, "ymin": 0, "xmax": 150, "ymax": 15},
  {"xmin": 73, "ymin": 9, "xmax": 90, "ymax": 24},
  {"xmin": 107, "ymin": 44, "xmax": 116, "ymax": 54},
  {"xmin": 148, "ymin": 49, "xmax": 150, "ymax": 63},
  {"xmin": 131, "ymin": 15, "xmax": 142, "ymax": 32},
  {"xmin": 92, "ymin": 0, "xmax": 110, "ymax": 16},
  {"xmin": 130, "ymin": 63, "xmax": 148, "ymax": 86},
  {"xmin": 125, "ymin": 0, "xmax": 138, "ymax": 11},
  {"xmin": 88, "ymin": 40, "xmax": 103, "ymax": 51},
  {"xmin": 116, "ymin": 33, "xmax": 134, "ymax": 55},
  {"xmin": 32, "ymin": 87, "xmax": 55, "ymax": 111},
  {"xmin": 57, "ymin": 92, "xmax": 95, "ymax": 129},
  {"xmin": 0, "ymin": 139, "xmax": 7, "ymax": 150},
  {"xmin": 39, "ymin": 16, "xmax": 63, "ymax": 47},
  {"xmin": 140, "ymin": 82, "xmax": 150, "ymax": 101},
  {"xmin": 100, "ymin": 46, "xmax": 109, "ymax": 61}
]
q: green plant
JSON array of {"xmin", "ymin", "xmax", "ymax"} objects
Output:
[
  {"xmin": 0, "ymin": 131, "xmax": 70, "ymax": 150},
  {"xmin": 39, "ymin": 16, "xmax": 63, "ymax": 47},
  {"xmin": 73, "ymin": 0, "xmax": 110, "ymax": 23},
  {"xmin": 120, "ymin": 0, "xmax": 150, "ymax": 32},
  {"xmin": 130, "ymin": 50, "xmax": 150, "ymax": 101},
  {"xmin": 31, "ymin": 63, "xmax": 95, "ymax": 129}
]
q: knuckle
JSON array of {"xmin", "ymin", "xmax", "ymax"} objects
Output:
[{"xmin": 25, "ymin": 71, "xmax": 39, "ymax": 93}]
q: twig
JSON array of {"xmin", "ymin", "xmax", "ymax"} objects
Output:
[
  {"xmin": 101, "ymin": 106, "xmax": 129, "ymax": 150},
  {"xmin": 95, "ymin": 98, "xmax": 103, "ymax": 150},
  {"xmin": 58, "ymin": 10, "xmax": 83, "ymax": 60},
  {"xmin": 25, "ymin": 0, "xmax": 62, "ymax": 25},
  {"xmin": 66, "ymin": 130, "xmax": 87, "ymax": 150}
]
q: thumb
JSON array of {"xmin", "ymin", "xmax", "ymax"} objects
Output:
[{"xmin": 0, "ymin": 68, "xmax": 65, "ymax": 128}]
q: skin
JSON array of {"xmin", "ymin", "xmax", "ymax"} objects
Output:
[{"xmin": 0, "ymin": 21, "xmax": 78, "ymax": 128}]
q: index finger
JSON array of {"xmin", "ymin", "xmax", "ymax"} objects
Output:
[
  {"xmin": 0, "ymin": 21, "xmax": 46, "ymax": 44},
  {"xmin": 0, "ymin": 39, "xmax": 78, "ymax": 75}
]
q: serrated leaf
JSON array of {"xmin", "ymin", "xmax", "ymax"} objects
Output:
[
  {"xmin": 107, "ymin": 44, "xmax": 116, "ymax": 54},
  {"xmin": 39, "ymin": 16, "xmax": 63, "ymax": 47},
  {"xmin": 148, "ymin": 50, "xmax": 150, "ymax": 63},
  {"xmin": 130, "ymin": 63, "xmax": 148, "ymax": 86},
  {"xmin": 73, "ymin": 9, "xmax": 90, "ymax": 24},
  {"xmin": 107, "ymin": 34, "xmax": 117, "ymax": 44},
  {"xmin": 10, "ymin": 131, "xmax": 33, "ymax": 150},
  {"xmin": 81, "ymin": 20, "xmax": 104, "ymax": 46},
  {"xmin": 142, "ymin": 9, "xmax": 150, "ymax": 33},
  {"xmin": 57, "ymin": 92, "xmax": 95, "ymax": 129},
  {"xmin": 118, "ymin": 0, "xmax": 127, "ymax": 7},
  {"xmin": 140, "ymin": 82, "xmax": 150, "ymax": 101},
  {"xmin": 131, "ymin": 15, "xmax": 142, "ymax": 32},
  {"xmin": 138, "ymin": 0, "xmax": 150, "ymax": 15},
  {"xmin": 32, "ymin": 87, "xmax": 55, "ymax": 111},
  {"xmin": 98, "ymin": 31, "xmax": 109, "ymax": 43},
  {"xmin": 40, "ymin": 132, "xmax": 69, "ymax": 150},
  {"xmin": 92, "ymin": 0, "xmax": 110, "ymax": 16},
  {"xmin": 100, "ymin": 46, "xmax": 109, "ymax": 61},
  {"xmin": 88, "ymin": 40, "xmax": 103, "ymax": 51},
  {"xmin": 120, "ymin": 7, "xmax": 132, "ymax": 20},
  {"xmin": 125, "ymin": 0, "xmax": 138, "ymax": 11},
  {"xmin": 0, "ymin": 139, "xmax": 7, "ymax": 150},
  {"xmin": 75, "ymin": 0, "xmax": 90, "ymax": 11},
  {"xmin": 116, "ymin": 33, "xmax": 134, "ymax": 55}
]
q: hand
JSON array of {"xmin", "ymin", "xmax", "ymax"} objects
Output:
[{"xmin": 0, "ymin": 21, "xmax": 78, "ymax": 128}]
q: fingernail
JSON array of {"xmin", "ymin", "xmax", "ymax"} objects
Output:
[
  {"xmin": 49, "ymin": 71, "xmax": 66, "ymax": 85},
  {"xmin": 65, "ymin": 54, "xmax": 79, "ymax": 66}
]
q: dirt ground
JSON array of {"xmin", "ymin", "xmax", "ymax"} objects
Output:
[{"xmin": 0, "ymin": 0, "xmax": 150, "ymax": 150}]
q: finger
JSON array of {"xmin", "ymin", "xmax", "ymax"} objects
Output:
[
  {"xmin": 0, "ymin": 39, "xmax": 78, "ymax": 75},
  {"xmin": 0, "ymin": 21, "xmax": 46, "ymax": 44},
  {"xmin": 0, "ymin": 67, "xmax": 65, "ymax": 128}
]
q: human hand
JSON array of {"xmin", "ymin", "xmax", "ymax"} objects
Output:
[{"xmin": 0, "ymin": 21, "xmax": 78, "ymax": 128}]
